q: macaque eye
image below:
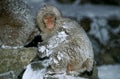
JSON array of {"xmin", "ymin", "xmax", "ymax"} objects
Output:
[{"xmin": 44, "ymin": 16, "xmax": 55, "ymax": 22}]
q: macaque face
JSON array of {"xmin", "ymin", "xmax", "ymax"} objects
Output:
[{"xmin": 43, "ymin": 14, "xmax": 55, "ymax": 29}]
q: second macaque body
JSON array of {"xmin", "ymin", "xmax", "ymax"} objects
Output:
[{"xmin": 37, "ymin": 5, "xmax": 94, "ymax": 76}]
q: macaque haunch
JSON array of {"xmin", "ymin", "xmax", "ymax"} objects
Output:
[{"xmin": 37, "ymin": 5, "xmax": 94, "ymax": 76}]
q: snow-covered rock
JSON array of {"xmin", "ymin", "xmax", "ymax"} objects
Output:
[
  {"xmin": 22, "ymin": 62, "xmax": 87, "ymax": 79},
  {"xmin": 98, "ymin": 64, "xmax": 120, "ymax": 79},
  {"xmin": 22, "ymin": 64, "xmax": 120, "ymax": 79},
  {"xmin": 22, "ymin": 64, "xmax": 46, "ymax": 79}
]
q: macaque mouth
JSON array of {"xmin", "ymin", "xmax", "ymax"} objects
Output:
[{"xmin": 43, "ymin": 14, "xmax": 55, "ymax": 29}]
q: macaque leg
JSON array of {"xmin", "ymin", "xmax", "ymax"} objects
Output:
[{"xmin": 67, "ymin": 63, "xmax": 74, "ymax": 74}]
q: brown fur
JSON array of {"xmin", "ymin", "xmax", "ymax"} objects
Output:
[{"xmin": 37, "ymin": 5, "xmax": 94, "ymax": 76}]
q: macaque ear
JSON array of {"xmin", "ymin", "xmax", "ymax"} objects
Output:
[{"xmin": 43, "ymin": 14, "xmax": 55, "ymax": 29}]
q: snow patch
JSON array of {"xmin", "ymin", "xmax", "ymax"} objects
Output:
[
  {"xmin": 48, "ymin": 31, "xmax": 68, "ymax": 49},
  {"xmin": 57, "ymin": 52, "xmax": 63, "ymax": 60},
  {"xmin": 53, "ymin": 58, "xmax": 59, "ymax": 64},
  {"xmin": 41, "ymin": 59, "xmax": 50, "ymax": 67},
  {"xmin": 45, "ymin": 74, "xmax": 86, "ymax": 79},
  {"xmin": 38, "ymin": 31, "xmax": 68, "ymax": 57},
  {"xmin": 38, "ymin": 46, "xmax": 46, "ymax": 53},
  {"xmin": 57, "ymin": 31, "xmax": 68, "ymax": 42},
  {"xmin": 1, "ymin": 45, "xmax": 23, "ymax": 49},
  {"xmin": 0, "ymin": 71, "xmax": 15, "ymax": 78},
  {"xmin": 22, "ymin": 64, "xmax": 46, "ymax": 79},
  {"xmin": 22, "ymin": 62, "xmax": 86, "ymax": 79},
  {"xmin": 38, "ymin": 46, "xmax": 53, "ymax": 57},
  {"xmin": 22, "ymin": 64, "xmax": 120, "ymax": 79},
  {"xmin": 62, "ymin": 22, "xmax": 72, "ymax": 29},
  {"xmin": 98, "ymin": 64, "xmax": 120, "ymax": 79}
]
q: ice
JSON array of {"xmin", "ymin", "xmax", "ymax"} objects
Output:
[{"xmin": 98, "ymin": 64, "xmax": 120, "ymax": 79}]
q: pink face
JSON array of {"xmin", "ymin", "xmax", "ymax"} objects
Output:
[{"xmin": 43, "ymin": 14, "xmax": 55, "ymax": 29}]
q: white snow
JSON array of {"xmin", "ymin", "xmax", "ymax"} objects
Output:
[
  {"xmin": 22, "ymin": 63, "xmax": 120, "ymax": 79},
  {"xmin": 38, "ymin": 46, "xmax": 53, "ymax": 57},
  {"xmin": 45, "ymin": 74, "xmax": 86, "ymax": 79},
  {"xmin": 1, "ymin": 45, "xmax": 23, "ymax": 49},
  {"xmin": 62, "ymin": 22, "xmax": 73, "ymax": 29},
  {"xmin": 53, "ymin": 58, "xmax": 59, "ymax": 64},
  {"xmin": 48, "ymin": 31, "xmax": 68, "ymax": 49},
  {"xmin": 41, "ymin": 59, "xmax": 50, "ymax": 67},
  {"xmin": 38, "ymin": 46, "xmax": 46, "ymax": 53},
  {"xmin": 98, "ymin": 64, "xmax": 120, "ymax": 79},
  {"xmin": 57, "ymin": 52, "xmax": 63, "ymax": 61},
  {"xmin": 38, "ymin": 31, "xmax": 68, "ymax": 57},
  {"xmin": 0, "ymin": 71, "xmax": 15, "ymax": 77},
  {"xmin": 22, "ymin": 64, "xmax": 86, "ymax": 79},
  {"xmin": 57, "ymin": 31, "xmax": 68, "ymax": 42},
  {"xmin": 22, "ymin": 64, "xmax": 46, "ymax": 79}
]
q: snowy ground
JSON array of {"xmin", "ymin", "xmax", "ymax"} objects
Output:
[
  {"xmin": 98, "ymin": 64, "xmax": 120, "ymax": 79},
  {"xmin": 22, "ymin": 64, "xmax": 120, "ymax": 79},
  {"xmin": 22, "ymin": 63, "xmax": 86, "ymax": 79}
]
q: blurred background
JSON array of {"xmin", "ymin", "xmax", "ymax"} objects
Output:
[{"xmin": 25, "ymin": 0, "xmax": 120, "ymax": 78}]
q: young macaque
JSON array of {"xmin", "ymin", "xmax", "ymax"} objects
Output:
[{"xmin": 37, "ymin": 5, "xmax": 94, "ymax": 76}]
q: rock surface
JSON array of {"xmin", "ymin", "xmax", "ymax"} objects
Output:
[
  {"xmin": 0, "ymin": 0, "xmax": 37, "ymax": 46},
  {"xmin": 0, "ymin": 47, "xmax": 37, "ymax": 79}
]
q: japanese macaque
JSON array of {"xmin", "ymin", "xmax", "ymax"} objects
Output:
[{"xmin": 37, "ymin": 5, "xmax": 94, "ymax": 76}]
